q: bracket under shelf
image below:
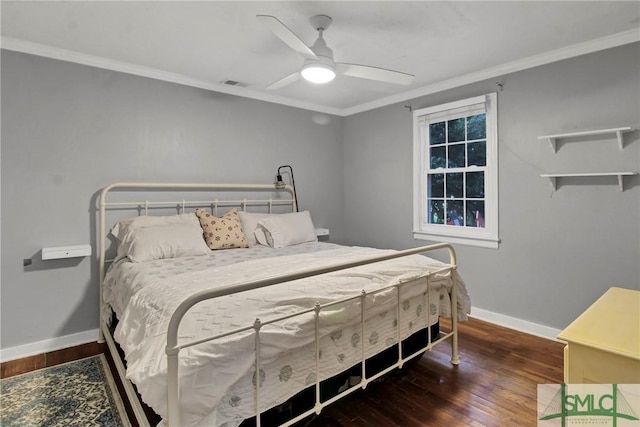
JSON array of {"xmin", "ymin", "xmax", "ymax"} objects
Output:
[
  {"xmin": 540, "ymin": 172, "xmax": 637, "ymax": 192},
  {"xmin": 538, "ymin": 127, "xmax": 633, "ymax": 152}
]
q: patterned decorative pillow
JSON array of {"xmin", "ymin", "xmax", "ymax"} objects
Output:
[{"xmin": 195, "ymin": 208, "xmax": 249, "ymax": 250}]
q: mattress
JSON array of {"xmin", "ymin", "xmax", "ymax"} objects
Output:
[{"xmin": 104, "ymin": 242, "xmax": 470, "ymax": 427}]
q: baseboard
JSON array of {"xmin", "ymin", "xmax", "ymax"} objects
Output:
[
  {"xmin": 0, "ymin": 309, "xmax": 561, "ymax": 362},
  {"xmin": 470, "ymin": 307, "xmax": 563, "ymax": 342},
  {"xmin": 0, "ymin": 329, "xmax": 99, "ymax": 363}
]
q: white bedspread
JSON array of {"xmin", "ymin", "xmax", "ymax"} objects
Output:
[{"xmin": 106, "ymin": 244, "xmax": 470, "ymax": 426}]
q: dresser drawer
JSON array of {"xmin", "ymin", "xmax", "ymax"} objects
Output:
[{"xmin": 566, "ymin": 343, "xmax": 640, "ymax": 384}]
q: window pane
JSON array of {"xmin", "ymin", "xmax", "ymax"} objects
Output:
[
  {"xmin": 430, "ymin": 146, "xmax": 446, "ymax": 169},
  {"xmin": 428, "ymin": 199, "xmax": 444, "ymax": 224},
  {"xmin": 466, "ymin": 171, "xmax": 484, "ymax": 198},
  {"xmin": 446, "ymin": 173, "xmax": 463, "ymax": 198},
  {"xmin": 429, "ymin": 122, "xmax": 445, "ymax": 145},
  {"xmin": 447, "ymin": 143, "xmax": 465, "ymax": 168},
  {"xmin": 447, "ymin": 118, "xmax": 465, "ymax": 142},
  {"xmin": 467, "ymin": 114, "xmax": 486, "ymax": 140},
  {"xmin": 446, "ymin": 200, "xmax": 464, "ymax": 226},
  {"xmin": 466, "ymin": 200, "xmax": 485, "ymax": 228},
  {"xmin": 467, "ymin": 140, "xmax": 486, "ymax": 166},
  {"xmin": 428, "ymin": 173, "xmax": 444, "ymax": 198}
]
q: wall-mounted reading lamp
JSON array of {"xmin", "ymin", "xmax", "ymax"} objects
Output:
[{"xmin": 275, "ymin": 165, "xmax": 298, "ymax": 212}]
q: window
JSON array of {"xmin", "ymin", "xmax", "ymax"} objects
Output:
[{"xmin": 413, "ymin": 93, "xmax": 499, "ymax": 249}]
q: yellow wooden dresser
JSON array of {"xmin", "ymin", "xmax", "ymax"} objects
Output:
[{"xmin": 557, "ymin": 287, "xmax": 640, "ymax": 384}]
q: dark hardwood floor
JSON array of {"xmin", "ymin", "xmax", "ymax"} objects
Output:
[
  {"xmin": 0, "ymin": 341, "xmax": 105, "ymax": 378},
  {"xmin": 305, "ymin": 318, "xmax": 564, "ymax": 427},
  {"xmin": 1, "ymin": 318, "xmax": 565, "ymax": 427}
]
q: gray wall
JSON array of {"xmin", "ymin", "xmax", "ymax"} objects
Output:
[
  {"xmin": 343, "ymin": 43, "xmax": 640, "ymax": 330},
  {"xmin": 1, "ymin": 50, "xmax": 345, "ymax": 350}
]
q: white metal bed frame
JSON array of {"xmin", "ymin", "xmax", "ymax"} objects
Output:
[{"xmin": 98, "ymin": 182, "xmax": 460, "ymax": 427}]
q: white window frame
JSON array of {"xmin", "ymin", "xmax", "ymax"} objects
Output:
[{"xmin": 412, "ymin": 93, "xmax": 499, "ymax": 249}]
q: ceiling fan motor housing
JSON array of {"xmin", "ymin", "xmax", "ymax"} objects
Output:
[{"xmin": 303, "ymin": 55, "xmax": 335, "ymax": 71}]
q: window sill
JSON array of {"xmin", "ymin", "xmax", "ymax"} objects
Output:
[{"xmin": 413, "ymin": 231, "xmax": 499, "ymax": 249}]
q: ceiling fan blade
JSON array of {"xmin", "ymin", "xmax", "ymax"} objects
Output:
[
  {"xmin": 337, "ymin": 63, "xmax": 414, "ymax": 85},
  {"xmin": 257, "ymin": 15, "xmax": 317, "ymax": 60},
  {"xmin": 266, "ymin": 72, "xmax": 301, "ymax": 90}
]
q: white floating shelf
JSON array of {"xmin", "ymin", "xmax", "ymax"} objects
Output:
[
  {"xmin": 42, "ymin": 244, "xmax": 92, "ymax": 260},
  {"xmin": 540, "ymin": 172, "xmax": 638, "ymax": 192},
  {"xmin": 314, "ymin": 228, "xmax": 330, "ymax": 237},
  {"xmin": 538, "ymin": 127, "xmax": 633, "ymax": 152}
]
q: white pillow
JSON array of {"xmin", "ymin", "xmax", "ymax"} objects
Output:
[
  {"xmin": 256, "ymin": 211, "xmax": 317, "ymax": 248},
  {"xmin": 111, "ymin": 213, "xmax": 206, "ymax": 261},
  {"xmin": 119, "ymin": 222, "xmax": 210, "ymax": 263},
  {"xmin": 254, "ymin": 226, "xmax": 271, "ymax": 247},
  {"xmin": 237, "ymin": 211, "xmax": 273, "ymax": 247},
  {"xmin": 112, "ymin": 213, "xmax": 199, "ymax": 241}
]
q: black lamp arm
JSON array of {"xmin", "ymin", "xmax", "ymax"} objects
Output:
[{"xmin": 276, "ymin": 165, "xmax": 298, "ymax": 212}]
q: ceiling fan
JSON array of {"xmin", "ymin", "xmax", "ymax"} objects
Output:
[{"xmin": 257, "ymin": 14, "xmax": 415, "ymax": 89}]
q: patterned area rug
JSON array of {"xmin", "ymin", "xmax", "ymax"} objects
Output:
[{"xmin": 1, "ymin": 354, "xmax": 130, "ymax": 427}]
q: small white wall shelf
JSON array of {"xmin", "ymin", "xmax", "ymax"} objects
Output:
[
  {"xmin": 538, "ymin": 127, "xmax": 633, "ymax": 152},
  {"xmin": 314, "ymin": 228, "xmax": 330, "ymax": 237},
  {"xmin": 540, "ymin": 172, "xmax": 638, "ymax": 192},
  {"xmin": 42, "ymin": 244, "xmax": 92, "ymax": 260}
]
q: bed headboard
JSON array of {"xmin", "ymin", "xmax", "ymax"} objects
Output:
[{"xmin": 97, "ymin": 182, "xmax": 296, "ymax": 331}]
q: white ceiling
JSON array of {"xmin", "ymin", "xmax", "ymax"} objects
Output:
[{"xmin": 2, "ymin": 1, "xmax": 639, "ymax": 116}]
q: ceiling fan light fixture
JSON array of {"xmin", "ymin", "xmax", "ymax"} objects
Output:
[{"xmin": 301, "ymin": 61, "xmax": 336, "ymax": 84}]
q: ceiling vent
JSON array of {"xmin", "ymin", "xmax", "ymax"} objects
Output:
[{"xmin": 221, "ymin": 79, "xmax": 248, "ymax": 88}]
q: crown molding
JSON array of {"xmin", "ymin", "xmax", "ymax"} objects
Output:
[
  {"xmin": 2, "ymin": 28, "xmax": 638, "ymax": 118},
  {"xmin": 341, "ymin": 28, "xmax": 640, "ymax": 116},
  {"xmin": 0, "ymin": 36, "xmax": 343, "ymax": 117}
]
